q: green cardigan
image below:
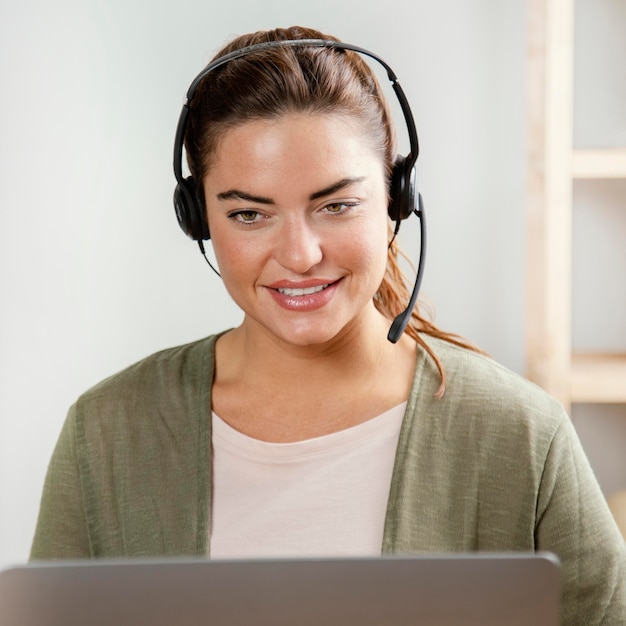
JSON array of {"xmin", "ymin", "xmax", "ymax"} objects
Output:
[{"xmin": 31, "ymin": 335, "xmax": 626, "ymax": 624}]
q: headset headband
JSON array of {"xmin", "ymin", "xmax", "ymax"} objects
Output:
[{"xmin": 173, "ymin": 39, "xmax": 419, "ymax": 189}]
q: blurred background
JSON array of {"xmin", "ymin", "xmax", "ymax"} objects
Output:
[{"xmin": 1, "ymin": 0, "xmax": 624, "ymax": 567}]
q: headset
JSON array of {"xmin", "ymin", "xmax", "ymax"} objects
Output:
[{"xmin": 173, "ymin": 39, "xmax": 426, "ymax": 344}]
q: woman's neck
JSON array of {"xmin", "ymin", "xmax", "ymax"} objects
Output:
[{"xmin": 212, "ymin": 307, "xmax": 417, "ymax": 442}]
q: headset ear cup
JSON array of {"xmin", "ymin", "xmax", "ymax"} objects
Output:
[
  {"xmin": 174, "ymin": 176, "xmax": 210, "ymax": 240},
  {"xmin": 388, "ymin": 158, "xmax": 404, "ymax": 222},
  {"xmin": 388, "ymin": 156, "xmax": 416, "ymax": 222}
]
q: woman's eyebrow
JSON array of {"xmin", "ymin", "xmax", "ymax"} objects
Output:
[
  {"xmin": 309, "ymin": 177, "xmax": 366, "ymax": 200},
  {"xmin": 216, "ymin": 177, "xmax": 366, "ymax": 204},
  {"xmin": 216, "ymin": 189, "xmax": 274, "ymax": 204}
]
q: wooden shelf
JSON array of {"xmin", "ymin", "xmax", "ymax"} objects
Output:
[
  {"xmin": 526, "ymin": 0, "xmax": 625, "ymax": 408},
  {"xmin": 572, "ymin": 149, "xmax": 626, "ymax": 179},
  {"xmin": 571, "ymin": 353, "xmax": 626, "ymax": 403}
]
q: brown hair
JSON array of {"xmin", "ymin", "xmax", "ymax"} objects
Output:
[{"xmin": 185, "ymin": 26, "xmax": 483, "ymax": 395}]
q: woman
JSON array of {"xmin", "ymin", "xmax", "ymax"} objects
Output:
[{"xmin": 31, "ymin": 26, "xmax": 625, "ymax": 623}]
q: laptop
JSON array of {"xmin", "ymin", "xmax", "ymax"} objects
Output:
[{"xmin": 0, "ymin": 553, "xmax": 560, "ymax": 625}]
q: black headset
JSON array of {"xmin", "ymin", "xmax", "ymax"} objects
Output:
[{"xmin": 172, "ymin": 39, "xmax": 426, "ymax": 343}]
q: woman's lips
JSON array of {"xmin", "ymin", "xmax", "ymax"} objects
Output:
[{"xmin": 266, "ymin": 279, "xmax": 341, "ymax": 311}]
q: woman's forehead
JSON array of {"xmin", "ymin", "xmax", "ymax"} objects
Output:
[
  {"xmin": 206, "ymin": 113, "xmax": 385, "ymax": 192},
  {"xmin": 211, "ymin": 112, "xmax": 384, "ymax": 168}
]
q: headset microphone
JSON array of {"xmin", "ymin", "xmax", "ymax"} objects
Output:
[
  {"xmin": 387, "ymin": 193, "xmax": 426, "ymax": 343},
  {"xmin": 173, "ymin": 38, "xmax": 427, "ymax": 344}
]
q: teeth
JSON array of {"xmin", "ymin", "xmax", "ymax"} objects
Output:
[{"xmin": 277, "ymin": 284, "xmax": 329, "ymax": 296}]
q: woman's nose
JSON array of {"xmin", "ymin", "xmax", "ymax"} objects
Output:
[{"xmin": 273, "ymin": 218, "xmax": 323, "ymax": 274}]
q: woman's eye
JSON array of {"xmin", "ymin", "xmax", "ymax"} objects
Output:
[
  {"xmin": 229, "ymin": 210, "xmax": 261, "ymax": 224},
  {"xmin": 324, "ymin": 202, "xmax": 355, "ymax": 214}
]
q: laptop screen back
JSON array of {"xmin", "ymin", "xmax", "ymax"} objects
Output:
[{"xmin": 0, "ymin": 553, "xmax": 561, "ymax": 626}]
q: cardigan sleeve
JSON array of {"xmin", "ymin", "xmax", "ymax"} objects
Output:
[
  {"xmin": 30, "ymin": 404, "xmax": 92, "ymax": 559},
  {"xmin": 535, "ymin": 413, "xmax": 626, "ymax": 625}
]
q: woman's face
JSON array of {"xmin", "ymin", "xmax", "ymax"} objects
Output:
[{"xmin": 203, "ymin": 112, "xmax": 389, "ymax": 347}]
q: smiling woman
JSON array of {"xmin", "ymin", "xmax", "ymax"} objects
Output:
[{"xmin": 29, "ymin": 25, "xmax": 625, "ymax": 625}]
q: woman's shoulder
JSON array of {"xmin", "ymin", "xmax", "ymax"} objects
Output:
[
  {"xmin": 415, "ymin": 335, "xmax": 569, "ymax": 441},
  {"xmin": 73, "ymin": 334, "xmax": 220, "ymax": 419},
  {"xmin": 426, "ymin": 335, "xmax": 563, "ymax": 403}
]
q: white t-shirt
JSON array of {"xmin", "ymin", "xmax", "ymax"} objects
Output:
[{"xmin": 210, "ymin": 402, "xmax": 406, "ymax": 559}]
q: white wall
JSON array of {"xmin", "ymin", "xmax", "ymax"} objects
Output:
[{"xmin": 0, "ymin": 0, "xmax": 623, "ymax": 568}]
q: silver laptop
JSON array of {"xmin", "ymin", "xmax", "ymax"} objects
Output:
[{"xmin": 0, "ymin": 553, "xmax": 560, "ymax": 625}]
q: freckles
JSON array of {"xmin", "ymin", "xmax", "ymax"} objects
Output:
[
  {"xmin": 347, "ymin": 225, "xmax": 388, "ymax": 276},
  {"xmin": 211, "ymin": 230, "xmax": 269, "ymax": 291}
]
